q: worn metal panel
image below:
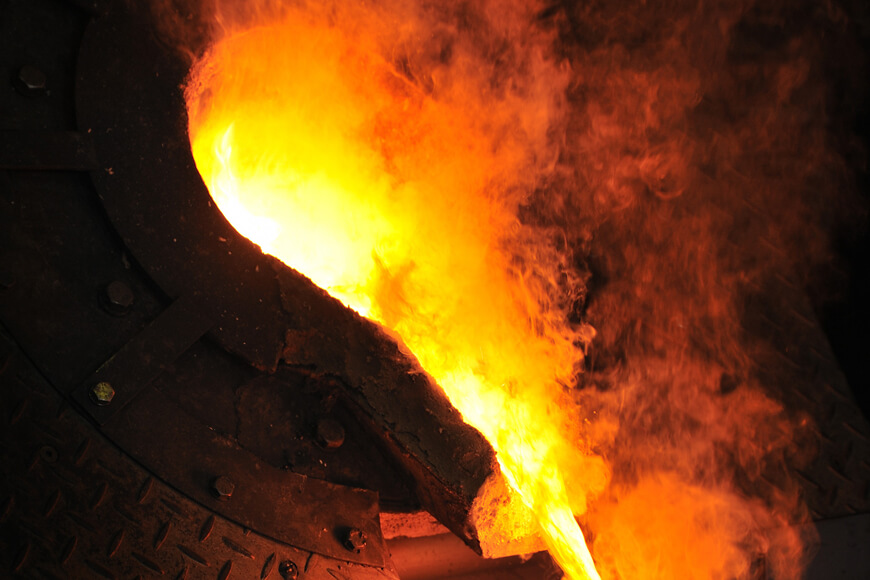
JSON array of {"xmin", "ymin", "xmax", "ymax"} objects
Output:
[{"xmin": 0, "ymin": 327, "xmax": 399, "ymax": 579}]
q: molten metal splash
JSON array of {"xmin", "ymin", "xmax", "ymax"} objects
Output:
[{"xmin": 187, "ymin": 7, "xmax": 602, "ymax": 580}]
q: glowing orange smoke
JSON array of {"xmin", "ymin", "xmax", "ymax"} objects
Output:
[
  {"xmin": 186, "ymin": 4, "xmax": 605, "ymax": 579},
  {"xmin": 180, "ymin": 0, "xmax": 832, "ymax": 578}
]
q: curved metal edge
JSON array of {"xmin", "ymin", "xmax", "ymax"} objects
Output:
[
  {"xmin": 70, "ymin": 3, "xmax": 394, "ymax": 567},
  {"xmin": 71, "ymin": 0, "xmax": 509, "ymax": 560},
  {"xmin": 75, "ymin": 0, "xmax": 289, "ymax": 372},
  {"xmin": 0, "ymin": 325, "xmax": 397, "ymax": 577},
  {"xmin": 103, "ymin": 384, "xmax": 390, "ymax": 567}
]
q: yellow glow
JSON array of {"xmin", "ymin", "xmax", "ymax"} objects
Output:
[{"xmin": 187, "ymin": 12, "xmax": 601, "ymax": 580}]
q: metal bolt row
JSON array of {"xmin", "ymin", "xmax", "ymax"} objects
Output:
[{"xmin": 83, "ymin": 315, "xmax": 364, "ymax": 556}]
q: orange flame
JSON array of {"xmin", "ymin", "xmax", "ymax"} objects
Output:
[
  {"xmin": 178, "ymin": 0, "xmax": 842, "ymax": 578},
  {"xmin": 186, "ymin": 3, "xmax": 605, "ymax": 579}
]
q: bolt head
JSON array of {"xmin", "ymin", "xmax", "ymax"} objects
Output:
[
  {"xmin": 211, "ymin": 475, "xmax": 235, "ymax": 500},
  {"xmin": 278, "ymin": 560, "xmax": 298, "ymax": 579},
  {"xmin": 342, "ymin": 528, "xmax": 367, "ymax": 552},
  {"xmin": 316, "ymin": 418, "xmax": 345, "ymax": 449},
  {"xmin": 15, "ymin": 65, "xmax": 47, "ymax": 95},
  {"xmin": 102, "ymin": 280, "xmax": 135, "ymax": 315},
  {"xmin": 90, "ymin": 382, "xmax": 115, "ymax": 406}
]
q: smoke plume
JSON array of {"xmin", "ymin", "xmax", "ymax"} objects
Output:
[{"xmin": 160, "ymin": 0, "xmax": 866, "ymax": 577}]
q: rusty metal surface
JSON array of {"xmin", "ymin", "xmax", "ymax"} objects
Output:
[
  {"xmin": 388, "ymin": 534, "xmax": 561, "ymax": 580},
  {"xmin": 274, "ymin": 266, "xmax": 501, "ymax": 552},
  {"xmin": 0, "ymin": 0, "xmax": 416, "ymax": 569},
  {"xmin": 0, "ymin": 158, "xmax": 419, "ymax": 566},
  {"xmin": 0, "ymin": 164, "xmax": 400, "ymax": 565},
  {"xmin": 0, "ymin": 327, "xmax": 399, "ymax": 579},
  {"xmin": 103, "ymin": 385, "xmax": 390, "ymax": 567},
  {"xmin": 228, "ymin": 371, "xmax": 419, "ymax": 512}
]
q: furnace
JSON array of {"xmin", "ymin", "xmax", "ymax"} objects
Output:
[{"xmin": 1, "ymin": 0, "xmax": 869, "ymax": 579}]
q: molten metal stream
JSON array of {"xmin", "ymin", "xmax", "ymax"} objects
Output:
[{"xmin": 186, "ymin": 12, "xmax": 602, "ymax": 580}]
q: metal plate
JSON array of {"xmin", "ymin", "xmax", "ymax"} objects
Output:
[
  {"xmin": 0, "ymin": 326, "xmax": 399, "ymax": 579},
  {"xmin": 104, "ymin": 385, "xmax": 390, "ymax": 567},
  {"xmin": 71, "ymin": 293, "xmax": 214, "ymax": 424},
  {"xmin": 75, "ymin": 0, "xmax": 291, "ymax": 372}
]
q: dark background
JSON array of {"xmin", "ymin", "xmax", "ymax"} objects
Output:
[{"xmin": 816, "ymin": 0, "xmax": 870, "ymax": 421}]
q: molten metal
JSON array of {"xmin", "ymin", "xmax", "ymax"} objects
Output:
[
  {"xmin": 186, "ymin": 6, "xmax": 603, "ymax": 580},
  {"xmin": 185, "ymin": 0, "xmax": 825, "ymax": 577}
]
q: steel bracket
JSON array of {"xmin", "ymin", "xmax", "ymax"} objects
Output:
[{"xmin": 71, "ymin": 294, "xmax": 214, "ymax": 424}]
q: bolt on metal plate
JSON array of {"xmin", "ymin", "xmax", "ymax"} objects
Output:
[
  {"xmin": 90, "ymin": 381, "xmax": 115, "ymax": 406},
  {"xmin": 101, "ymin": 280, "xmax": 135, "ymax": 315},
  {"xmin": 316, "ymin": 417, "xmax": 345, "ymax": 449},
  {"xmin": 14, "ymin": 65, "xmax": 47, "ymax": 96},
  {"xmin": 342, "ymin": 528, "xmax": 367, "ymax": 553},
  {"xmin": 211, "ymin": 475, "xmax": 235, "ymax": 500}
]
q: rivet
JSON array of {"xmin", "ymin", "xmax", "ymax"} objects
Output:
[
  {"xmin": 342, "ymin": 528, "xmax": 367, "ymax": 552},
  {"xmin": 316, "ymin": 418, "xmax": 345, "ymax": 449},
  {"xmin": 90, "ymin": 382, "xmax": 115, "ymax": 406},
  {"xmin": 210, "ymin": 476, "xmax": 235, "ymax": 500},
  {"xmin": 101, "ymin": 280, "xmax": 135, "ymax": 315},
  {"xmin": 278, "ymin": 560, "xmax": 298, "ymax": 579},
  {"xmin": 15, "ymin": 65, "xmax": 47, "ymax": 96}
]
